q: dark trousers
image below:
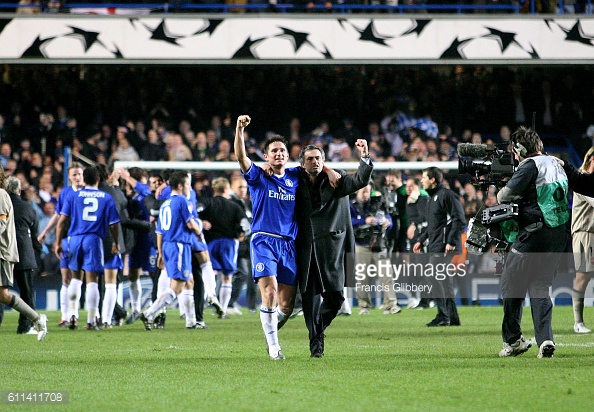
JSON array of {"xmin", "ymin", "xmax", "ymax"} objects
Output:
[
  {"xmin": 192, "ymin": 253, "xmax": 205, "ymax": 323},
  {"xmin": 14, "ymin": 268, "xmax": 36, "ymax": 333},
  {"xmin": 500, "ymin": 226, "xmax": 567, "ymax": 346},
  {"xmin": 429, "ymin": 254, "xmax": 460, "ymax": 325},
  {"xmin": 301, "ymin": 257, "xmax": 345, "ymax": 354},
  {"xmin": 229, "ymin": 256, "xmax": 257, "ymax": 310}
]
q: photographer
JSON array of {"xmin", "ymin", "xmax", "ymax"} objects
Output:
[
  {"xmin": 405, "ymin": 177, "xmax": 431, "ymax": 309},
  {"xmin": 382, "ymin": 170, "xmax": 409, "ymax": 256},
  {"xmin": 350, "ymin": 185, "xmax": 400, "ymax": 315},
  {"xmin": 496, "ymin": 126, "xmax": 569, "ymax": 358}
]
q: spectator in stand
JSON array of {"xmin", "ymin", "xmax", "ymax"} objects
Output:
[
  {"xmin": 109, "ymin": 136, "xmax": 139, "ymax": 167},
  {"xmin": 335, "ymin": 118, "xmax": 362, "ymax": 148},
  {"xmin": 337, "ymin": 145, "xmax": 357, "ymax": 162},
  {"xmin": 499, "ymin": 125, "xmax": 511, "ymax": 145},
  {"xmin": 178, "ymin": 120, "xmax": 193, "ymax": 142},
  {"xmin": 426, "ymin": 139, "xmax": 440, "ymax": 162},
  {"xmin": 471, "ymin": 132, "xmax": 482, "ymax": 144},
  {"xmin": 192, "ymin": 132, "xmax": 210, "ymax": 161},
  {"xmin": 0, "ymin": 114, "xmax": 12, "ymax": 147},
  {"xmin": 287, "ymin": 117, "xmax": 301, "ymax": 144},
  {"xmin": 381, "ymin": 115, "xmax": 404, "ymax": 159},
  {"xmin": 4, "ymin": 160, "xmax": 17, "ymax": 177},
  {"xmin": 366, "ymin": 122, "xmax": 390, "ymax": 159},
  {"xmin": 141, "ymin": 129, "xmax": 167, "ymax": 161},
  {"xmin": 311, "ymin": 121, "xmax": 333, "ymax": 147},
  {"xmin": 126, "ymin": 120, "xmax": 147, "ymax": 154},
  {"xmin": 38, "ymin": 200, "xmax": 59, "ymax": 276},
  {"xmin": 80, "ymin": 132, "xmax": 103, "ymax": 163},
  {"xmin": 461, "ymin": 182, "xmax": 483, "ymax": 223},
  {"xmin": 205, "ymin": 129, "xmax": 219, "ymax": 159},
  {"xmin": 401, "ymin": 135, "xmax": 428, "ymax": 162},
  {"xmin": 289, "ymin": 143, "xmax": 302, "ymax": 162},
  {"xmin": 214, "ymin": 139, "xmax": 235, "ymax": 162},
  {"xmin": 0, "ymin": 143, "xmax": 12, "ymax": 169},
  {"xmin": 327, "ymin": 134, "xmax": 349, "ymax": 163},
  {"xmin": 167, "ymin": 133, "xmax": 193, "ymax": 161}
]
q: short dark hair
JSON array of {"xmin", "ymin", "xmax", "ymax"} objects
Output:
[
  {"xmin": 264, "ymin": 135, "xmax": 288, "ymax": 153},
  {"xmin": 423, "ymin": 166, "xmax": 443, "ymax": 184},
  {"xmin": 129, "ymin": 167, "xmax": 148, "ymax": 182},
  {"xmin": 299, "ymin": 144, "xmax": 325, "ymax": 163},
  {"xmin": 386, "ymin": 169, "xmax": 402, "ymax": 179},
  {"xmin": 408, "ymin": 177, "xmax": 421, "ymax": 187},
  {"xmin": 511, "ymin": 126, "xmax": 543, "ymax": 156},
  {"xmin": 84, "ymin": 166, "xmax": 100, "ymax": 186},
  {"xmin": 169, "ymin": 171, "xmax": 187, "ymax": 190},
  {"xmin": 95, "ymin": 163, "xmax": 109, "ymax": 182}
]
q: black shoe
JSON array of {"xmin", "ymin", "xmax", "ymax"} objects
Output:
[
  {"xmin": 310, "ymin": 333, "xmax": 325, "ymax": 357},
  {"xmin": 139, "ymin": 313, "xmax": 152, "ymax": 331},
  {"xmin": 153, "ymin": 313, "xmax": 166, "ymax": 329},
  {"xmin": 426, "ymin": 318, "xmax": 450, "ymax": 327},
  {"xmin": 69, "ymin": 315, "xmax": 78, "ymax": 330},
  {"xmin": 450, "ymin": 319, "xmax": 461, "ymax": 326}
]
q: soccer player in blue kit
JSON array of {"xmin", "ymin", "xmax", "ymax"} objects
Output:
[
  {"xmin": 56, "ymin": 166, "xmax": 121, "ymax": 330},
  {"xmin": 235, "ymin": 115, "xmax": 300, "ymax": 360},
  {"xmin": 139, "ymin": 171, "xmax": 204, "ymax": 330},
  {"xmin": 38, "ymin": 162, "xmax": 85, "ymax": 327}
]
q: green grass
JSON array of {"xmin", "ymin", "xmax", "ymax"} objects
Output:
[{"xmin": 0, "ymin": 306, "xmax": 593, "ymax": 411}]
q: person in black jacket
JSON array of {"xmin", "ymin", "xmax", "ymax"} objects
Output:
[
  {"xmin": 413, "ymin": 166, "xmax": 465, "ymax": 327},
  {"xmin": 559, "ymin": 157, "xmax": 594, "ymax": 197},
  {"xmin": 6, "ymin": 176, "xmax": 42, "ymax": 334},
  {"xmin": 295, "ymin": 139, "xmax": 373, "ymax": 357}
]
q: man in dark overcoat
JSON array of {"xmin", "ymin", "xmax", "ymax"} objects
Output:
[
  {"xmin": 295, "ymin": 139, "xmax": 373, "ymax": 357},
  {"xmin": 6, "ymin": 176, "xmax": 43, "ymax": 334}
]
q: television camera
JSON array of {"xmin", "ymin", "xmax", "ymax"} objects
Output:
[
  {"xmin": 457, "ymin": 143, "xmax": 518, "ymax": 190},
  {"xmin": 354, "ymin": 190, "xmax": 389, "ymax": 254},
  {"xmin": 466, "ymin": 204, "xmax": 519, "ymax": 275}
]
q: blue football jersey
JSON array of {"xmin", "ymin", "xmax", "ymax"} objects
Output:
[
  {"xmin": 55, "ymin": 185, "xmax": 79, "ymax": 215},
  {"xmin": 60, "ymin": 187, "xmax": 120, "ymax": 238},
  {"xmin": 156, "ymin": 194, "xmax": 194, "ymax": 244},
  {"xmin": 243, "ymin": 164, "xmax": 299, "ymax": 240}
]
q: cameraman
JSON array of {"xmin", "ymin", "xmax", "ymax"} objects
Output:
[
  {"xmin": 496, "ymin": 126, "xmax": 569, "ymax": 358},
  {"xmin": 350, "ymin": 185, "xmax": 400, "ymax": 315}
]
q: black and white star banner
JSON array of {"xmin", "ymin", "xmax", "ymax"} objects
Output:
[{"xmin": 1, "ymin": 16, "xmax": 594, "ymax": 64}]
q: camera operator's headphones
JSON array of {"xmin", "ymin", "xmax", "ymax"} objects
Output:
[{"xmin": 511, "ymin": 137, "xmax": 528, "ymax": 158}]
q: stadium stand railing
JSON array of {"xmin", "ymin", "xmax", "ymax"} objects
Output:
[{"xmin": 1, "ymin": 1, "xmax": 592, "ymax": 14}]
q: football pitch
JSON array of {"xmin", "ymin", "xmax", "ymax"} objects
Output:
[{"xmin": 0, "ymin": 306, "xmax": 593, "ymax": 411}]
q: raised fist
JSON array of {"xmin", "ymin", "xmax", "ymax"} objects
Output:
[{"xmin": 237, "ymin": 115, "xmax": 251, "ymax": 129}]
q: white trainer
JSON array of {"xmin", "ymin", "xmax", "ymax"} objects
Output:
[
  {"xmin": 35, "ymin": 314, "xmax": 48, "ymax": 341},
  {"xmin": 573, "ymin": 323, "xmax": 592, "ymax": 334},
  {"xmin": 359, "ymin": 307, "xmax": 370, "ymax": 315},
  {"xmin": 537, "ymin": 340, "xmax": 555, "ymax": 358},
  {"xmin": 498, "ymin": 335, "xmax": 532, "ymax": 357}
]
